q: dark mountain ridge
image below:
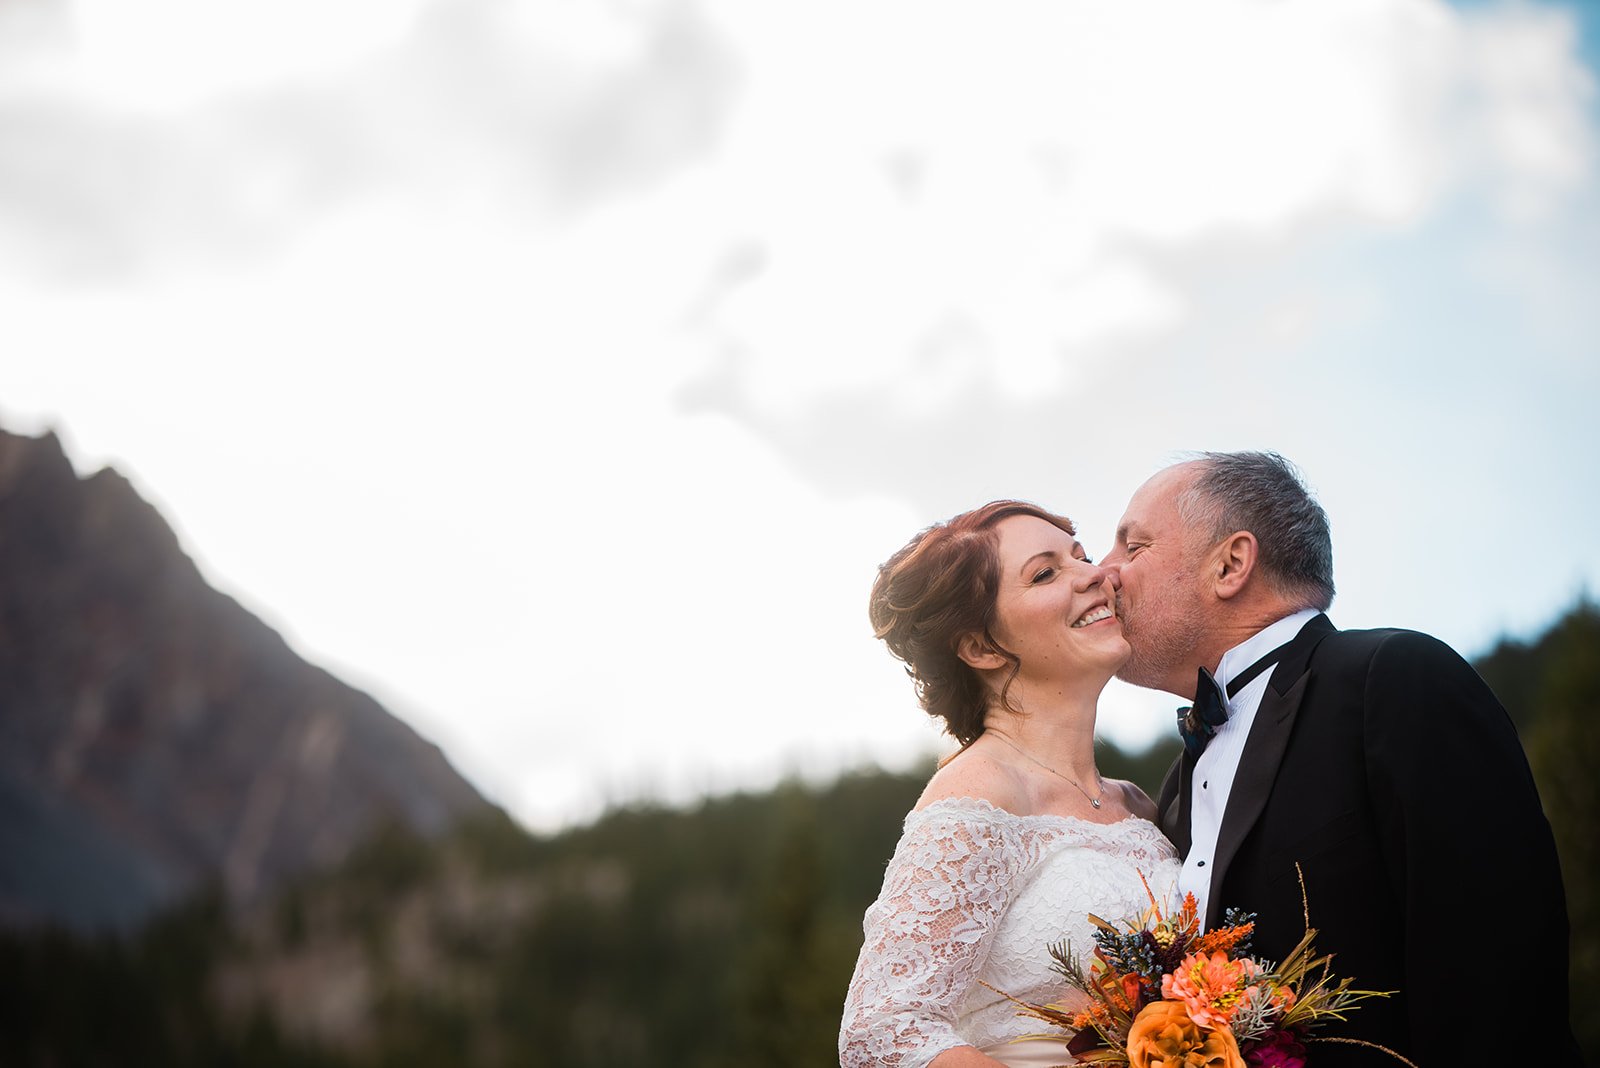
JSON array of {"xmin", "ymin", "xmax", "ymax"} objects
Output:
[{"xmin": 0, "ymin": 427, "xmax": 489, "ymax": 931}]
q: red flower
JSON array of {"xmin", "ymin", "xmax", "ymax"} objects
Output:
[{"xmin": 1244, "ymin": 1028, "xmax": 1307, "ymax": 1068}]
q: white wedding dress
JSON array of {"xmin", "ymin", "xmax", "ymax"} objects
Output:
[{"xmin": 839, "ymin": 797, "xmax": 1181, "ymax": 1068}]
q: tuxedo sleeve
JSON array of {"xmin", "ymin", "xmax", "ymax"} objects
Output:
[{"xmin": 1361, "ymin": 631, "xmax": 1580, "ymax": 1060}]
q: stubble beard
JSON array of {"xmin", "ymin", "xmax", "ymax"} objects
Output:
[{"xmin": 1113, "ymin": 588, "xmax": 1209, "ymax": 696}]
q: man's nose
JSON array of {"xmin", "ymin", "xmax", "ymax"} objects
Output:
[{"xmin": 1077, "ymin": 563, "xmax": 1120, "ymax": 592}]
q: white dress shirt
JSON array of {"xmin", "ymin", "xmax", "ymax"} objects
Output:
[{"xmin": 1176, "ymin": 608, "xmax": 1321, "ymax": 926}]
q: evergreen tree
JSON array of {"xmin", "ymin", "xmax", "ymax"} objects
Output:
[{"xmin": 1505, "ymin": 601, "xmax": 1600, "ymax": 1058}]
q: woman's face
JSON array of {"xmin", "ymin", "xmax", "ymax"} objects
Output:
[{"xmin": 987, "ymin": 513, "xmax": 1130, "ymax": 689}]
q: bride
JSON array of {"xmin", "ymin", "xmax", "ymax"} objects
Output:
[{"xmin": 839, "ymin": 501, "xmax": 1181, "ymax": 1068}]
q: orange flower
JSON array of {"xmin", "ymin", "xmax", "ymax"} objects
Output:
[
  {"xmin": 1173, "ymin": 893, "xmax": 1201, "ymax": 934},
  {"xmin": 1191, "ymin": 922, "xmax": 1255, "ymax": 957},
  {"xmin": 1161, "ymin": 952, "xmax": 1263, "ymax": 1030},
  {"xmin": 1073, "ymin": 999, "xmax": 1114, "ymax": 1031},
  {"xmin": 1126, "ymin": 1000, "xmax": 1244, "ymax": 1068}
]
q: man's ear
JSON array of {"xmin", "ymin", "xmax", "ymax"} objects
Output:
[
  {"xmin": 1212, "ymin": 531, "xmax": 1258, "ymax": 600},
  {"xmin": 956, "ymin": 632, "xmax": 1009, "ymax": 671}
]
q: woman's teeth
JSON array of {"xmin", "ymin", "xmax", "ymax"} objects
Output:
[{"xmin": 1072, "ymin": 606, "xmax": 1113, "ymax": 628}]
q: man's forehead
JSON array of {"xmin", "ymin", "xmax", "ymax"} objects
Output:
[{"xmin": 1127, "ymin": 464, "xmax": 1198, "ymax": 517}]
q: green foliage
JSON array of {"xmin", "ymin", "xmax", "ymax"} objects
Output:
[
  {"xmin": 2, "ymin": 602, "xmax": 1592, "ymax": 1065},
  {"xmin": 0, "ymin": 890, "xmax": 340, "ymax": 1068},
  {"xmin": 724, "ymin": 793, "xmax": 857, "ymax": 1068}
]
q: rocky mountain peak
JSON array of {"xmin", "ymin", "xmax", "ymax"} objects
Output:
[{"xmin": 0, "ymin": 426, "xmax": 490, "ymax": 931}]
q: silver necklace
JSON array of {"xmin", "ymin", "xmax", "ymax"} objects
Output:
[{"xmin": 991, "ymin": 733, "xmax": 1104, "ymax": 809}]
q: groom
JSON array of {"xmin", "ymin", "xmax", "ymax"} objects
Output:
[{"xmin": 1102, "ymin": 452, "xmax": 1580, "ymax": 1065}]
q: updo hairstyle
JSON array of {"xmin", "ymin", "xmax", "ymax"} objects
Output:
[{"xmin": 868, "ymin": 500, "xmax": 1077, "ymax": 746}]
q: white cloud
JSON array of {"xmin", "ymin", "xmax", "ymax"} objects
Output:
[
  {"xmin": 680, "ymin": 0, "xmax": 1595, "ymax": 420},
  {"xmin": 1460, "ymin": 4, "xmax": 1596, "ymax": 220},
  {"xmin": 64, "ymin": 0, "xmax": 429, "ymax": 108}
]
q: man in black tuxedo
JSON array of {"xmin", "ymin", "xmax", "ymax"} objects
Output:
[{"xmin": 1102, "ymin": 451, "xmax": 1580, "ymax": 1066}]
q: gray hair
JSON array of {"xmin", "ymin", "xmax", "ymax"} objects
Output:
[{"xmin": 1176, "ymin": 451, "xmax": 1334, "ymax": 611}]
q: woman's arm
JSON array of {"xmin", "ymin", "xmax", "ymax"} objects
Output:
[{"xmin": 838, "ymin": 809, "xmax": 1021, "ymax": 1068}]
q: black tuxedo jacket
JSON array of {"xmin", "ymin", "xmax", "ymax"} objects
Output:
[{"xmin": 1156, "ymin": 614, "xmax": 1581, "ymax": 1066}]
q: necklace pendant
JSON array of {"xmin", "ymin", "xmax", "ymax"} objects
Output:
[{"xmin": 1091, "ymin": 798, "xmax": 1101, "ymax": 809}]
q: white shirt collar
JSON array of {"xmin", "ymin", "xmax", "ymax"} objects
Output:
[{"xmin": 1214, "ymin": 608, "xmax": 1321, "ymax": 696}]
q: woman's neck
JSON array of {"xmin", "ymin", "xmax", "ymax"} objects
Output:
[{"xmin": 982, "ymin": 685, "xmax": 1102, "ymax": 786}]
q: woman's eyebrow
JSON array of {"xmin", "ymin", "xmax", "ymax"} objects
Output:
[{"xmin": 1019, "ymin": 549, "xmax": 1060, "ymax": 575}]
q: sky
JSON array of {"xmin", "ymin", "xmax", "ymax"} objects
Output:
[{"xmin": 2, "ymin": 0, "xmax": 1597, "ymax": 831}]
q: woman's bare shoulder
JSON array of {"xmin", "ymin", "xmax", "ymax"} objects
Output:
[
  {"xmin": 912, "ymin": 741, "xmax": 1030, "ymax": 815},
  {"xmin": 1110, "ymin": 778, "xmax": 1158, "ymax": 822}
]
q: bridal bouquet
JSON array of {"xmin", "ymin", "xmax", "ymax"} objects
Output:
[{"xmin": 997, "ymin": 874, "xmax": 1411, "ymax": 1067}]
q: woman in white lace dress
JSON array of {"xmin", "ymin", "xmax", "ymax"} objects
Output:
[{"xmin": 840, "ymin": 501, "xmax": 1181, "ymax": 1068}]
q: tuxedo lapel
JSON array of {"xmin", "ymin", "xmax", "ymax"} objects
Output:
[
  {"xmin": 1205, "ymin": 614, "xmax": 1335, "ymax": 928},
  {"xmin": 1156, "ymin": 750, "xmax": 1191, "ymax": 856}
]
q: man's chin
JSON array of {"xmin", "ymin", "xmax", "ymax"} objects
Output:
[
  {"xmin": 1112, "ymin": 663, "xmax": 1154, "ymax": 689},
  {"xmin": 1114, "ymin": 654, "xmax": 1185, "ymax": 698}
]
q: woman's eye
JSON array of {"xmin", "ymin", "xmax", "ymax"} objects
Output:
[{"xmin": 1031, "ymin": 567, "xmax": 1056, "ymax": 584}]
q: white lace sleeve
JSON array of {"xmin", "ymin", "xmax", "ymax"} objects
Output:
[{"xmin": 838, "ymin": 807, "xmax": 1024, "ymax": 1068}]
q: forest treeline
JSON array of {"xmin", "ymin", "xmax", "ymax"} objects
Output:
[{"xmin": 4, "ymin": 602, "xmax": 1596, "ymax": 1066}]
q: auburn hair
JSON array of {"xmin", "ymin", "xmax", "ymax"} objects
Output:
[{"xmin": 868, "ymin": 500, "xmax": 1076, "ymax": 746}]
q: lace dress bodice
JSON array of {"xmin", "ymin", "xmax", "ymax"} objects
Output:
[{"xmin": 839, "ymin": 797, "xmax": 1180, "ymax": 1068}]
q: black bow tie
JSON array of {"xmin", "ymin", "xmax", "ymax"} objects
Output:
[{"xmin": 1177, "ymin": 639, "xmax": 1295, "ymax": 757}]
